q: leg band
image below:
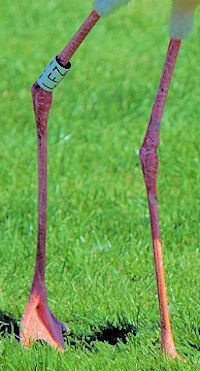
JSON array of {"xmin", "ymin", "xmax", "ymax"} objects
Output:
[{"xmin": 37, "ymin": 58, "xmax": 71, "ymax": 92}]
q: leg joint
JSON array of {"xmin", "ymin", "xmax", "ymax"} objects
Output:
[{"xmin": 140, "ymin": 144, "xmax": 159, "ymax": 187}]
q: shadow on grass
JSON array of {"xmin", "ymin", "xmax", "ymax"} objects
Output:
[
  {"xmin": 1, "ymin": 312, "xmax": 199, "ymax": 354},
  {"xmin": 0, "ymin": 311, "xmax": 136, "ymax": 350},
  {"xmin": 188, "ymin": 341, "xmax": 200, "ymax": 352},
  {"xmin": 64, "ymin": 321, "xmax": 137, "ymax": 351},
  {"xmin": 0, "ymin": 312, "xmax": 19, "ymax": 338}
]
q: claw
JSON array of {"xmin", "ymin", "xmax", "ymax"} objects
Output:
[{"xmin": 20, "ymin": 290, "xmax": 68, "ymax": 351}]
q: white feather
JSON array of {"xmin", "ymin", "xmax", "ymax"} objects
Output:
[
  {"xmin": 170, "ymin": 8, "xmax": 194, "ymax": 39},
  {"xmin": 94, "ymin": 0, "xmax": 130, "ymax": 16}
]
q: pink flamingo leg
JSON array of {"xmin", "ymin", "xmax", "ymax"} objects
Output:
[
  {"xmin": 57, "ymin": 10, "xmax": 100, "ymax": 66},
  {"xmin": 20, "ymin": 10, "xmax": 100, "ymax": 351},
  {"xmin": 140, "ymin": 38, "xmax": 181, "ymax": 358},
  {"xmin": 20, "ymin": 86, "xmax": 67, "ymax": 351}
]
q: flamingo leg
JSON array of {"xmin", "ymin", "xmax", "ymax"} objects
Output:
[
  {"xmin": 140, "ymin": 38, "xmax": 181, "ymax": 358},
  {"xmin": 20, "ymin": 84, "xmax": 67, "ymax": 351},
  {"xmin": 19, "ymin": 10, "xmax": 100, "ymax": 351}
]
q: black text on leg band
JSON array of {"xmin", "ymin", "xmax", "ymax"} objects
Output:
[{"xmin": 37, "ymin": 59, "xmax": 71, "ymax": 92}]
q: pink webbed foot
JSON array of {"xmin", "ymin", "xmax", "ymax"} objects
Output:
[{"xmin": 20, "ymin": 291, "xmax": 68, "ymax": 351}]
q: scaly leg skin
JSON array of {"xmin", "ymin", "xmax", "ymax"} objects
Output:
[
  {"xmin": 20, "ymin": 84, "xmax": 67, "ymax": 351},
  {"xmin": 140, "ymin": 38, "xmax": 181, "ymax": 359}
]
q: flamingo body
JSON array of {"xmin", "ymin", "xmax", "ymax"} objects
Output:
[
  {"xmin": 170, "ymin": 0, "xmax": 200, "ymax": 38},
  {"xmin": 94, "ymin": 0, "xmax": 130, "ymax": 16}
]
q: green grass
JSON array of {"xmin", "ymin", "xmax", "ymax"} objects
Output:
[{"xmin": 0, "ymin": 0, "xmax": 200, "ymax": 369}]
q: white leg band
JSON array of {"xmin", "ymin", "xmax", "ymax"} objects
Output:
[{"xmin": 37, "ymin": 58, "xmax": 71, "ymax": 92}]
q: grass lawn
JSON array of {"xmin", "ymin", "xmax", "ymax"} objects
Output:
[{"xmin": 0, "ymin": 0, "xmax": 199, "ymax": 369}]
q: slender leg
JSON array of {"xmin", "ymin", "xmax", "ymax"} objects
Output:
[
  {"xmin": 140, "ymin": 38, "xmax": 181, "ymax": 358},
  {"xmin": 57, "ymin": 10, "xmax": 100, "ymax": 66},
  {"xmin": 20, "ymin": 85, "xmax": 67, "ymax": 351},
  {"xmin": 20, "ymin": 10, "xmax": 100, "ymax": 351}
]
